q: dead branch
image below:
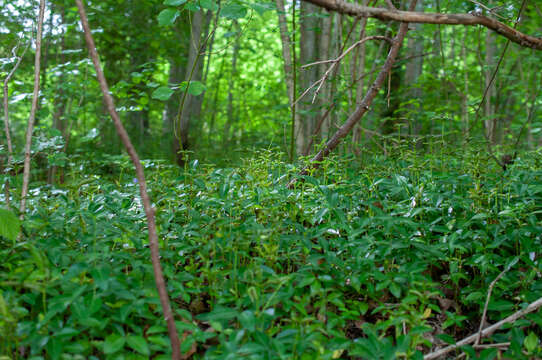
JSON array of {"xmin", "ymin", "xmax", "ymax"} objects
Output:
[
  {"xmin": 303, "ymin": 0, "xmax": 542, "ymax": 51},
  {"xmin": 19, "ymin": 0, "xmax": 45, "ymax": 219},
  {"xmin": 75, "ymin": 1, "xmax": 181, "ymax": 358},
  {"xmin": 287, "ymin": 0, "xmax": 417, "ymax": 187},
  {"xmin": 424, "ymin": 296, "xmax": 542, "ymax": 360},
  {"xmin": 296, "ymin": 36, "xmax": 392, "ymax": 105},
  {"xmin": 476, "ymin": 267, "xmax": 510, "ymax": 345}
]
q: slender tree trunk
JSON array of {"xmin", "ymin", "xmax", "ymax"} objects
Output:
[
  {"xmin": 175, "ymin": 10, "xmax": 206, "ymax": 165},
  {"xmin": 461, "ymin": 28, "xmax": 469, "ymax": 137},
  {"xmin": 318, "ymin": 11, "xmax": 332, "ymax": 141},
  {"xmin": 75, "ymin": 2, "xmax": 181, "ymax": 358},
  {"xmin": 223, "ymin": 21, "xmax": 241, "ymax": 146},
  {"xmin": 275, "ymin": 0, "xmax": 300, "ymax": 159},
  {"xmin": 297, "ymin": 2, "xmax": 320, "ymax": 155},
  {"xmin": 20, "ymin": 0, "xmax": 46, "ymax": 219},
  {"xmin": 48, "ymin": 8, "xmax": 67, "ymax": 185},
  {"xmin": 484, "ymin": 2, "xmax": 497, "ymax": 144},
  {"xmin": 351, "ymin": 1, "xmax": 369, "ymax": 153},
  {"xmin": 404, "ymin": 0, "xmax": 424, "ymax": 139}
]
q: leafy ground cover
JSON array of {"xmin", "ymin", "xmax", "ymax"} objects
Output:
[{"xmin": 1, "ymin": 148, "xmax": 542, "ymax": 359}]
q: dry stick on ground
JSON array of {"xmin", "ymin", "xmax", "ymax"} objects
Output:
[
  {"xmin": 19, "ymin": 0, "xmax": 45, "ymax": 219},
  {"xmin": 288, "ymin": 0, "xmax": 417, "ymax": 187},
  {"xmin": 424, "ymin": 296, "xmax": 542, "ymax": 360},
  {"xmin": 302, "ymin": 0, "xmax": 542, "ymax": 50},
  {"xmin": 74, "ymin": 1, "xmax": 182, "ymax": 359},
  {"xmin": 3, "ymin": 41, "xmax": 30, "ymax": 209}
]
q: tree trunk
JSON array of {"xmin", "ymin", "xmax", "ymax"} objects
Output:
[
  {"xmin": 175, "ymin": 10, "xmax": 206, "ymax": 165},
  {"xmin": 318, "ymin": 11, "xmax": 332, "ymax": 141},
  {"xmin": 20, "ymin": 0, "xmax": 46, "ymax": 219},
  {"xmin": 404, "ymin": 0, "xmax": 424, "ymax": 139},
  {"xmin": 275, "ymin": 0, "xmax": 300, "ymax": 159},
  {"xmin": 297, "ymin": 1, "xmax": 320, "ymax": 155},
  {"xmin": 484, "ymin": 2, "xmax": 497, "ymax": 144},
  {"xmin": 223, "ymin": 21, "xmax": 242, "ymax": 146},
  {"xmin": 461, "ymin": 28, "xmax": 469, "ymax": 137}
]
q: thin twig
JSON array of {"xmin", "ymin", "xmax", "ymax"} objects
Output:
[
  {"xmin": 473, "ymin": 342, "xmax": 510, "ymax": 350},
  {"xmin": 424, "ymin": 297, "xmax": 542, "ymax": 360},
  {"xmin": 295, "ymin": 36, "xmax": 392, "ymax": 105},
  {"xmin": 476, "ymin": 266, "xmax": 511, "ymax": 345}
]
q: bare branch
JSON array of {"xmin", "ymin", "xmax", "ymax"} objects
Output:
[
  {"xmin": 20, "ymin": 0, "xmax": 46, "ymax": 218},
  {"xmin": 75, "ymin": 1, "xmax": 181, "ymax": 358},
  {"xmin": 476, "ymin": 267, "xmax": 510, "ymax": 345},
  {"xmin": 302, "ymin": 0, "xmax": 542, "ymax": 50},
  {"xmin": 288, "ymin": 0, "xmax": 418, "ymax": 187},
  {"xmin": 295, "ymin": 36, "xmax": 392, "ymax": 105}
]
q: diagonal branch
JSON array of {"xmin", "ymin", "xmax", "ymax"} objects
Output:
[
  {"xmin": 288, "ymin": 1, "xmax": 417, "ymax": 187},
  {"xmin": 302, "ymin": 0, "xmax": 542, "ymax": 50},
  {"xmin": 75, "ymin": 1, "xmax": 181, "ymax": 358}
]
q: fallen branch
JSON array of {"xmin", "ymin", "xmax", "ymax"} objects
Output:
[
  {"xmin": 303, "ymin": 0, "xmax": 542, "ymax": 51},
  {"xmin": 424, "ymin": 296, "xmax": 542, "ymax": 360},
  {"xmin": 75, "ymin": 1, "xmax": 181, "ymax": 358}
]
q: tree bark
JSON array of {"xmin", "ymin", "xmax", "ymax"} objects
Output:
[
  {"xmin": 175, "ymin": 10, "xmax": 206, "ymax": 165},
  {"xmin": 20, "ymin": 0, "xmax": 46, "ymax": 218},
  {"xmin": 484, "ymin": 8, "xmax": 497, "ymax": 144},
  {"xmin": 75, "ymin": 1, "xmax": 181, "ymax": 358},
  {"xmin": 404, "ymin": 0, "xmax": 424, "ymax": 138},
  {"xmin": 297, "ymin": 2, "xmax": 320, "ymax": 155},
  {"xmin": 223, "ymin": 21, "xmax": 242, "ymax": 146},
  {"xmin": 275, "ymin": 0, "xmax": 301, "ymax": 159}
]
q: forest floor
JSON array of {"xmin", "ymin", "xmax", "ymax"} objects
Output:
[{"xmin": 1, "ymin": 147, "xmax": 542, "ymax": 359}]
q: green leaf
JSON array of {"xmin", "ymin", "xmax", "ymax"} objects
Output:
[
  {"xmin": 249, "ymin": 2, "xmax": 275, "ymax": 15},
  {"xmin": 158, "ymin": 8, "xmax": 180, "ymax": 26},
  {"xmin": 179, "ymin": 81, "xmax": 206, "ymax": 96},
  {"xmin": 0, "ymin": 208, "xmax": 20, "ymax": 241},
  {"xmin": 164, "ymin": 0, "xmax": 187, "ymax": 5},
  {"xmin": 220, "ymin": 3, "xmax": 247, "ymax": 19},
  {"xmin": 524, "ymin": 332, "xmax": 539, "ymax": 353},
  {"xmin": 389, "ymin": 282, "xmax": 401, "ymax": 298},
  {"xmin": 200, "ymin": 0, "xmax": 218, "ymax": 11},
  {"xmin": 103, "ymin": 334, "xmax": 125, "ymax": 354},
  {"xmin": 127, "ymin": 335, "xmax": 150, "ymax": 356},
  {"xmin": 152, "ymin": 86, "xmax": 174, "ymax": 101}
]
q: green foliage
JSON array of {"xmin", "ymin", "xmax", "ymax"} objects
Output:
[
  {"xmin": 158, "ymin": 8, "xmax": 180, "ymax": 26},
  {"xmin": 1, "ymin": 149, "xmax": 541, "ymax": 358},
  {"xmin": 0, "ymin": 208, "xmax": 20, "ymax": 242}
]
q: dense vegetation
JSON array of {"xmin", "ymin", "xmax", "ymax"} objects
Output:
[
  {"xmin": 2, "ymin": 148, "xmax": 542, "ymax": 358},
  {"xmin": 2, "ymin": 0, "xmax": 542, "ymax": 359}
]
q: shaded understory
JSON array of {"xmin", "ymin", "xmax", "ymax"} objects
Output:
[{"xmin": 2, "ymin": 147, "xmax": 542, "ymax": 359}]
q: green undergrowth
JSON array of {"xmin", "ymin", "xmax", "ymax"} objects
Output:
[{"xmin": 1, "ymin": 148, "xmax": 542, "ymax": 359}]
